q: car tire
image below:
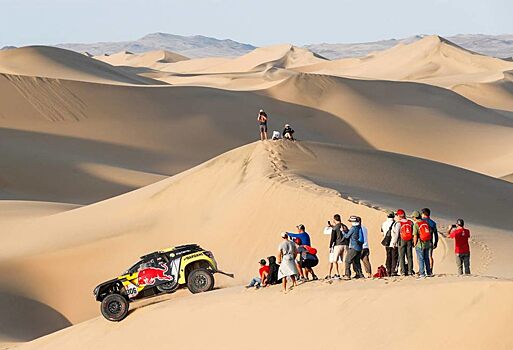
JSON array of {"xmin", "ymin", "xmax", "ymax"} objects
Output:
[
  {"xmin": 101, "ymin": 293, "xmax": 129, "ymax": 322},
  {"xmin": 187, "ymin": 268, "xmax": 214, "ymax": 294}
]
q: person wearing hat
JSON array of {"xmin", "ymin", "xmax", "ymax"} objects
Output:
[
  {"xmin": 277, "ymin": 232, "xmax": 299, "ymax": 292},
  {"xmin": 287, "ymin": 224, "xmax": 311, "ymax": 247},
  {"xmin": 282, "ymin": 123, "xmax": 295, "ymax": 141},
  {"xmin": 421, "ymin": 208, "xmax": 439, "ymax": 273},
  {"xmin": 257, "ymin": 109, "xmax": 268, "ymax": 141},
  {"xmin": 246, "ymin": 258, "xmax": 270, "ymax": 289},
  {"xmin": 381, "ymin": 210, "xmax": 399, "ymax": 276},
  {"xmin": 446, "ymin": 219, "xmax": 471, "ymax": 275},
  {"xmin": 342, "ymin": 215, "xmax": 365, "ymax": 279},
  {"xmin": 395, "ymin": 209, "xmax": 414, "ymax": 276},
  {"xmin": 412, "ymin": 211, "xmax": 432, "ymax": 278}
]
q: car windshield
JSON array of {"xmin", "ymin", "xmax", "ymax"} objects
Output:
[{"xmin": 124, "ymin": 260, "xmax": 144, "ymax": 275}]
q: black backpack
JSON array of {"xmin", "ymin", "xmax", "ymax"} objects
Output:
[
  {"xmin": 267, "ymin": 256, "xmax": 281, "ymax": 285},
  {"xmin": 381, "ymin": 222, "xmax": 395, "ymax": 247}
]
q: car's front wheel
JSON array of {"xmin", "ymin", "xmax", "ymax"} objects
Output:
[
  {"xmin": 187, "ymin": 268, "xmax": 214, "ymax": 294},
  {"xmin": 101, "ymin": 293, "xmax": 129, "ymax": 321}
]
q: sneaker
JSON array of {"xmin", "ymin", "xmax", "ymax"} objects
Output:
[
  {"xmin": 324, "ymin": 275, "xmax": 331, "ymax": 280},
  {"xmin": 312, "ymin": 275, "xmax": 319, "ymax": 281},
  {"xmin": 333, "ymin": 274, "xmax": 341, "ymax": 280},
  {"xmin": 416, "ymin": 275, "xmax": 426, "ymax": 280},
  {"xmin": 342, "ymin": 276, "xmax": 351, "ymax": 280}
]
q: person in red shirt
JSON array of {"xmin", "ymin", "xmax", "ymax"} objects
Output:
[
  {"xmin": 446, "ymin": 219, "xmax": 471, "ymax": 275},
  {"xmin": 246, "ymin": 259, "xmax": 270, "ymax": 289}
]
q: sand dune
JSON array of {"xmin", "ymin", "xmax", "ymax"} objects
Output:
[
  {"xmin": 95, "ymin": 50, "xmax": 189, "ymax": 69},
  {"xmin": 453, "ymin": 72, "xmax": 513, "ymax": 112},
  {"xmin": 17, "ymin": 276, "xmax": 513, "ymax": 350},
  {"xmin": 1, "ymin": 141, "xmax": 512, "ymax": 327},
  {"xmin": 0, "ymin": 46, "xmax": 166, "ymax": 85},
  {"xmin": 296, "ymin": 36, "xmax": 513, "ymax": 87},
  {"xmin": 263, "ymin": 73, "xmax": 513, "ymax": 176}
]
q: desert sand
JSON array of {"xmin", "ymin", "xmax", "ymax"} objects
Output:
[{"xmin": 1, "ymin": 34, "xmax": 512, "ymax": 349}]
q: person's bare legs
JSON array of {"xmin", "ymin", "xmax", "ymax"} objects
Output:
[
  {"xmin": 282, "ymin": 276, "xmax": 287, "ymax": 292},
  {"xmin": 328, "ymin": 262, "xmax": 334, "ymax": 278},
  {"xmin": 291, "ymin": 275, "xmax": 297, "ymax": 288},
  {"xmin": 263, "ymin": 131, "xmax": 268, "ymax": 140},
  {"xmin": 260, "ymin": 131, "xmax": 264, "ymax": 141},
  {"xmin": 297, "ymin": 262, "xmax": 304, "ymax": 278}
]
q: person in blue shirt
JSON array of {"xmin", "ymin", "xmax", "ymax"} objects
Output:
[
  {"xmin": 421, "ymin": 208, "xmax": 439, "ymax": 273},
  {"xmin": 287, "ymin": 224, "xmax": 311, "ymax": 247},
  {"xmin": 343, "ymin": 216, "xmax": 365, "ymax": 279}
]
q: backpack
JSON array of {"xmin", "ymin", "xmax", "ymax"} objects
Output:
[
  {"xmin": 305, "ymin": 245, "xmax": 317, "ymax": 255},
  {"xmin": 373, "ymin": 265, "xmax": 388, "ymax": 278},
  {"xmin": 399, "ymin": 219, "xmax": 413, "ymax": 241},
  {"xmin": 381, "ymin": 221, "xmax": 394, "ymax": 247},
  {"xmin": 418, "ymin": 221, "xmax": 432, "ymax": 242},
  {"xmin": 357, "ymin": 227, "xmax": 365, "ymax": 245}
]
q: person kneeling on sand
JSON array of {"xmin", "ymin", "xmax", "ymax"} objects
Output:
[
  {"xmin": 246, "ymin": 259, "xmax": 270, "ymax": 289},
  {"xmin": 266, "ymin": 256, "xmax": 281, "ymax": 285},
  {"xmin": 446, "ymin": 219, "xmax": 471, "ymax": 275},
  {"xmin": 277, "ymin": 232, "xmax": 299, "ymax": 292},
  {"xmin": 343, "ymin": 216, "xmax": 365, "ymax": 279},
  {"xmin": 282, "ymin": 124, "xmax": 295, "ymax": 141},
  {"xmin": 412, "ymin": 211, "xmax": 432, "ymax": 278}
]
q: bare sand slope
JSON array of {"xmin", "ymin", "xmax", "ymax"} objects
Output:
[
  {"xmin": 263, "ymin": 73, "xmax": 513, "ymax": 177},
  {"xmin": 296, "ymin": 36, "xmax": 513, "ymax": 86},
  {"xmin": 4, "ymin": 140, "xmax": 513, "ymax": 349},
  {"xmin": 453, "ymin": 72, "xmax": 513, "ymax": 112},
  {"xmin": 0, "ymin": 74, "xmax": 370, "ymax": 204},
  {"xmin": 95, "ymin": 50, "xmax": 189, "ymax": 68},
  {"xmin": 1, "ymin": 141, "xmax": 512, "ymax": 329},
  {"xmin": 16, "ymin": 276, "xmax": 513, "ymax": 350},
  {"xmin": 0, "ymin": 46, "xmax": 166, "ymax": 85}
]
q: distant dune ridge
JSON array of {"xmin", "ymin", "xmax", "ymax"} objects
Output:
[{"xmin": 1, "ymin": 31, "xmax": 513, "ymax": 349}]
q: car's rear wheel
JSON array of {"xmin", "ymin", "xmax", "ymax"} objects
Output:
[
  {"xmin": 101, "ymin": 293, "xmax": 129, "ymax": 321},
  {"xmin": 187, "ymin": 268, "xmax": 214, "ymax": 294}
]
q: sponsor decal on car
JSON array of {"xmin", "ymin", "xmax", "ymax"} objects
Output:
[{"xmin": 137, "ymin": 263, "xmax": 174, "ymax": 286}]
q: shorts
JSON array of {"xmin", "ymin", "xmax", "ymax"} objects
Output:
[
  {"xmin": 259, "ymin": 124, "xmax": 268, "ymax": 132},
  {"xmin": 329, "ymin": 245, "xmax": 345, "ymax": 263},
  {"xmin": 301, "ymin": 258, "xmax": 319, "ymax": 268}
]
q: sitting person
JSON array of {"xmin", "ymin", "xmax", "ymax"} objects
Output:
[
  {"xmin": 266, "ymin": 255, "xmax": 281, "ymax": 285},
  {"xmin": 272, "ymin": 130, "xmax": 281, "ymax": 140},
  {"xmin": 282, "ymin": 124, "xmax": 295, "ymax": 140},
  {"xmin": 246, "ymin": 259, "xmax": 269, "ymax": 289}
]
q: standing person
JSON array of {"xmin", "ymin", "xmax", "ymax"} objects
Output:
[
  {"xmin": 326, "ymin": 214, "xmax": 349, "ymax": 280},
  {"xmin": 287, "ymin": 224, "xmax": 311, "ymax": 246},
  {"xmin": 396, "ymin": 209, "xmax": 414, "ymax": 276},
  {"xmin": 359, "ymin": 218, "xmax": 372, "ymax": 278},
  {"xmin": 282, "ymin": 124, "xmax": 295, "ymax": 140},
  {"xmin": 277, "ymin": 232, "xmax": 299, "ymax": 292},
  {"xmin": 421, "ymin": 208, "xmax": 439, "ymax": 273},
  {"xmin": 412, "ymin": 211, "xmax": 432, "ymax": 278},
  {"xmin": 343, "ymin": 216, "xmax": 364, "ymax": 279},
  {"xmin": 446, "ymin": 219, "xmax": 471, "ymax": 275},
  {"xmin": 246, "ymin": 259, "xmax": 270, "ymax": 289},
  {"xmin": 257, "ymin": 109, "xmax": 268, "ymax": 141},
  {"xmin": 381, "ymin": 211, "xmax": 399, "ymax": 276}
]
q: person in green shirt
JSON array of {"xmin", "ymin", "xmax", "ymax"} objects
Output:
[{"xmin": 412, "ymin": 211, "xmax": 432, "ymax": 278}]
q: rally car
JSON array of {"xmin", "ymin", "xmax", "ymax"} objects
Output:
[{"xmin": 93, "ymin": 244, "xmax": 233, "ymax": 321}]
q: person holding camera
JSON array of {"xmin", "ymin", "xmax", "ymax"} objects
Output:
[{"xmin": 446, "ymin": 219, "xmax": 471, "ymax": 275}]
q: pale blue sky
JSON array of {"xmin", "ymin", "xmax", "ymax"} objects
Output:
[{"xmin": 1, "ymin": 0, "xmax": 512, "ymax": 47}]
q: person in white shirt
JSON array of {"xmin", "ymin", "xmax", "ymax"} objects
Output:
[
  {"xmin": 359, "ymin": 219, "xmax": 372, "ymax": 278},
  {"xmin": 381, "ymin": 211, "xmax": 400, "ymax": 276}
]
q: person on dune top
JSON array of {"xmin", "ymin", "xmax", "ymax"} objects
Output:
[
  {"xmin": 257, "ymin": 109, "xmax": 268, "ymax": 141},
  {"xmin": 282, "ymin": 124, "xmax": 295, "ymax": 141}
]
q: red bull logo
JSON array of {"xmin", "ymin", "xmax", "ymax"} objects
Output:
[{"xmin": 137, "ymin": 263, "xmax": 174, "ymax": 286}]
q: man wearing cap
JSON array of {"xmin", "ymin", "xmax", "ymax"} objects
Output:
[
  {"xmin": 447, "ymin": 219, "xmax": 471, "ymax": 275},
  {"xmin": 343, "ymin": 215, "xmax": 365, "ymax": 279},
  {"xmin": 412, "ymin": 211, "xmax": 432, "ymax": 278},
  {"xmin": 396, "ymin": 209, "xmax": 414, "ymax": 276},
  {"xmin": 287, "ymin": 224, "xmax": 311, "ymax": 247},
  {"xmin": 246, "ymin": 259, "xmax": 270, "ymax": 289},
  {"xmin": 277, "ymin": 232, "xmax": 299, "ymax": 292},
  {"xmin": 257, "ymin": 109, "xmax": 268, "ymax": 141}
]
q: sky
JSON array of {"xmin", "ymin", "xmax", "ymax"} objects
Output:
[{"xmin": 1, "ymin": 0, "xmax": 513, "ymax": 47}]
